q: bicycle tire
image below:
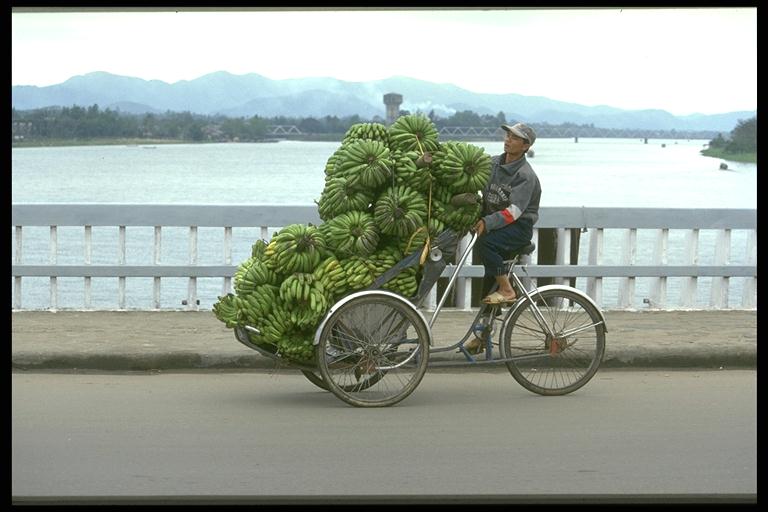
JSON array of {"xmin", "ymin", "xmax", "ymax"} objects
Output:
[
  {"xmin": 301, "ymin": 368, "xmax": 385, "ymax": 393},
  {"xmin": 500, "ymin": 288, "xmax": 605, "ymax": 396},
  {"xmin": 301, "ymin": 370, "xmax": 330, "ymax": 391},
  {"xmin": 316, "ymin": 292, "xmax": 430, "ymax": 407}
]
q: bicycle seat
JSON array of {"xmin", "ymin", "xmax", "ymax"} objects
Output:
[{"xmin": 502, "ymin": 242, "xmax": 536, "ymax": 262}]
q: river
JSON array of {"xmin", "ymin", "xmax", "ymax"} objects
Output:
[{"xmin": 11, "ymin": 138, "xmax": 757, "ymax": 310}]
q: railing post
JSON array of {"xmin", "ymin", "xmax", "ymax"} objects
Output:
[
  {"xmin": 223, "ymin": 226, "xmax": 233, "ymax": 296},
  {"xmin": 84, "ymin": 225, "xmax": 92, "ymax": 309},
  {"xmin": 454, "ymin": 233, "xmax": 471, "ymax": 310},
  {"xmin": 14, "ymin": 226, "xmax": 22, "ymax": 310},
  {"xmin": 153, "ymin": 226, "xmax": 162, "ymax": 309},
  {"xmin": 537, "ymin": 227, "xmax": 558, "ymax": 289},
  {"xmin": 710, "ymin": 229, "xmax": 731, "ymax": 309},
  {"xmin": 586, "ymin": 228, "xmax": 603, "ymax": 307},
  {"xmin": 529, "ymin": 227, "xmax": 539, "ymax": 289},
  {"xmin": 118, "ymin": 226, "xmax": 126, "ymax": 309},
  {"xmin": 680, "ymin": 229, "xmax": 699, "ymax": 308},
  {"xmin": 650, "ymin": 228, "xmax": 669, "ymax": 308},
  {"xmin": 742, "ymin": 229, "xmax": 756, "ymax": 308},
  {"xmin": 49, "ymin": 225, "xmax": 58, "ymax": 311},
  {"xmin": 187, "ymin": 226, "xmax": 198, "ymax": 310},
  {"xmin": 423, "ymin": 287, "xmax": 437, "ymax": 312},
  {"xmin": 555, "ymin": 228, "xmax": 569, "ymax": 287},
  {"xmin": 618, "ymin": 228, "xmax": 636, "ymax": 309}
]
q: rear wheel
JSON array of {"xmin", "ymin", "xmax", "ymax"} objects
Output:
[
  {"xmin": 316, "ymin": 292, "xmax": 430, "ymax": 407},
  {"xmin": 300, "ymin": 369, "xmax": 384, "ymax": 392},
  {"xmin": 301, "ymin": 370, "xmax": 329, "ymax": 391},
  {"xmin": 500, "ymin": 289, "xmax": 605, "ymax": 395}
]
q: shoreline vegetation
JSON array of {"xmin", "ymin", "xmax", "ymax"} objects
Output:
[
  {"xmin": 700, "ymin": 147, "xmax": 756, "ymax": 164},
  {"xmin": 12, "ymin": 113, "xmax": 756, "ymax": 166},
  {"xmin": 12, "ymin": 134, "xmax": 715, "ymax": 148},
  {"xmin": 10, "ymin": 134, "xmax": 354, "ymax": 148}
]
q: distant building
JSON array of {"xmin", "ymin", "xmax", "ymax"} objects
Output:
[{"xmin": 383, "ymin": 93, "xmax": 402, "ymax": 126}]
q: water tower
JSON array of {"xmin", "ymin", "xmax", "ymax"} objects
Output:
[{"xmin": 383, "ymin": 93, "xmax": 402, "ymax": 125}]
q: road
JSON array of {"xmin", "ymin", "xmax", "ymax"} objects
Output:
[{"xmin": 12, "ymin": 369, "xmax": 756, "ymax": 504}]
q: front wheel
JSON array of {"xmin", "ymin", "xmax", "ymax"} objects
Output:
[
  {"xmin": 500, "ymin": 288, "xmax": 605, "ymax": 396},
  {"xmin": 316, "ymin": 292, "xmax": 430, "ymax": 407}
]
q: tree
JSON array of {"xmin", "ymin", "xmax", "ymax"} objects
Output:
[
  {"xmin": 705, "ymin": 116, "xmax": 756, "ymax": 154},
  {"xmin": 708, "ymin": 133, "xmax": 727, "ymax": 149},
  {"xmin": 447, "ymin": 110, "xmax": 482, "ymax": 126},
  {"xmin": 299, "ymin": 117, "xmax": 324, "ymax": 134},
  {"xmin": 725, "ymin": 117, "xmax": 756, "ymax": 153},
  {"xmin": 246, "ymin": 116, "xmax": 269, "ymax": 139}
]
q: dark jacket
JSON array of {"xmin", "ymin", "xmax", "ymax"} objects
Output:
[{"xmin": 481, "ymin": 153, "xmax": 541, "ymax": 231}]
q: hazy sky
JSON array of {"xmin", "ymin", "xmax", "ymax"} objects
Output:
[{"xmin": 11, "ymin": 7, "xmax": 757, "ymax": 116}]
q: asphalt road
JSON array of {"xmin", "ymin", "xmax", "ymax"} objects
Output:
[{"xmin": 12, "ymin": 369, "xmax": 756, "ymax": 504}]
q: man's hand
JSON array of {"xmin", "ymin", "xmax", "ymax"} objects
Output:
[{"xmin": 473, "ymin": 218, "xmax": 485, "ymax": 235}]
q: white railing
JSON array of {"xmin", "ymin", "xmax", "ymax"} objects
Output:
[{"xmin": 11, "ymin": 204, "xmax": 756, "ymax": 311}]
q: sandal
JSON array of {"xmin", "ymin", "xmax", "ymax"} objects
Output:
[
  {"xmin": 482, "ymin": 291, "xmax": 517, "ymax": 305},
  {"xmin": 465, "ymin": 337, "xmax": 485, "ymax": 355}
]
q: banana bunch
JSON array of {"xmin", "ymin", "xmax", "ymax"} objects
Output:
[
  {"xmin": 339, "ymin": 256, "xmax": 376, "ymax": 291},
  {"xmin": 365, "ymin": 245, "xmax": 403, "ymax": 280},
  {"xmin": 264, "ymin": 223, "xmax": 327, "ymax": 274},
  {"xmin": 399, "ymin": 217, "xmax": 445, "ymax": 255},
  {"xmin": 319, "ymin": 210, "xmax": 380, "ymax": 257},
  {"xmin": 388, "ymin": 114, "xmax": 440, "ymax": 154},
  {"xmin": 233, "ymin": 256, "xmax": 256, "ymax": 290},
  {"xmin": 432, "ymin": 186, "xmax": 482, "ymax": 234},
  {"xmin": 316, "ymin": 176, "xmax": 375, "ymax": 221},
  {"xmin": 313, "ymin": 255, "xmax": 347, "ymax": 298},
  {"xmin": 234, "ymin": 259, "xmax": 279, "ymax": 295},
  {"xmin": 323, "ymin": 145, "xmax": 348, "ymax": 178},
  {"xmin": 261, "ymin": 305, "xmax": 293, "ymax": 345},
  {"xmin": 431, "ymin": 141, "xmax": 491, "ymax": 193},
  {"xmin": 235, "ymin": 284, "xmax": 280, "ymax": 327},
  {"xmin": 279, "ymin": 272, "xmax": 330, "ymax": 328},
  {"xmin": 251, "ymin": 239, "xmax": 268, "ymax": 259},
  {"xmin": 382, "ymin": 267, "xmax": 419, "ymax": 298},
  {"xmin": 342, "ymin": 122, "xmax": 390, "ymax": 146},
  {"xmin": 275, "ymin": 331, "xmax": 315, "ymax": 363},
  {"xmin": 212, "ymin": 293, "xmax": 240, "ymax": 328},
  {"xmin": 374, "ymin": 185, "xmax": 429, "ymax": 238},
  {"xmin": 392, "ymin": 149, "xmax": 433, "ymax": 193},
  {"xmin": 333, "ymin": 139, "xmax": 394, "ymax": 191}
]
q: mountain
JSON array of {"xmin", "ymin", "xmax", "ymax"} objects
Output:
[{"xmin": 11, "ymin": 71, "xmax": 755, "ymax": 132}]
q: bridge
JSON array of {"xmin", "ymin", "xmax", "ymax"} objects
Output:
[
  {"xmin": 266, "ymin": 125, "xmax": 303, "ymax": 135},
  {"xmin": 439, "ymin": 126, "xmax": 718, "ymax": 140},
  {"xmin": 267, "ymin": 125, "xmax": 717, "ymax": 140},
  {"xmin": 11, "ymin": 204, "xmax": 756, "ymax": 312}
]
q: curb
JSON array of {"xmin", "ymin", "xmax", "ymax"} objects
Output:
[{"xmin": 11, "ymin": 351, "xmax": 756, "ymax": 372}]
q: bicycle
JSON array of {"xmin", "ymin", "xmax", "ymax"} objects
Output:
[{"xmin": 235, "ymin": 228, "xmax": 607, "ymax": 408}]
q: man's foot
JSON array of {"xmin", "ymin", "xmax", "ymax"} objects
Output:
[
  {"xmin": 482, "ymin": 291, "xmax": 517, "ymax": 304},
  {"xmin": 465, "ymin": 337, "xmax": 485, "ymax": 355}
]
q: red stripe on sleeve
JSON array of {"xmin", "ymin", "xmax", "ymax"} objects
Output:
[{"xmin": 501, "ymin": 209, "xmax": 515, "ymax": 224}]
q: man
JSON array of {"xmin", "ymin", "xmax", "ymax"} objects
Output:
[{"xmin": 474, "ymin": 122, "xmax": 541, "ymax": 304}]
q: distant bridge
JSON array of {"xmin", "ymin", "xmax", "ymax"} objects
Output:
[
  {"xmin": 267, "ymin": 125, "xmax": 717, "ymax": 140},
  {"xmin": 267, "ymin": 125, "xmax": 303, "ymax": 135},
  {"xmin": 438, "ymin": 126, "xmax": 718, "ymax": 140}
]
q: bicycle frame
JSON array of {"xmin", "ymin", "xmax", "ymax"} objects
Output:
[{"xmin": 425, "ymin": 231, "xmax": 607, "ymax": 367}]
